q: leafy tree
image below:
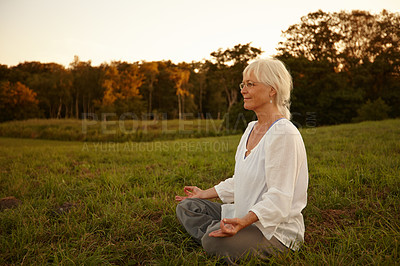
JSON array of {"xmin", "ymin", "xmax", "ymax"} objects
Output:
[
  {"xmin": 140, "ymin": 62, "xmax": 159, "ymax": 113},
  {"xmin": 70, "ymin": 56, "xmax": 103, "ymax": 118},
  {"xmin": 150, "ymin": 61, "xmax": 177, "ymax": 118},
  {"xmin": 202, "ymin": 60, "xmax": 229, "ymax": 119},
  {"xmin": 0, "ymin": 65, "xmax": 10, "ymax": 82},
  {"xmin": 209, "ymin": 43, "xmax": 262, "ymax": 110},
  {"xmin": 189, "ymin": 61, "xmax": 207, "ymax": 118},
  {"xmin": 278, "ymin": 10, "xmax": 341, "ymax": 63},
  {"xmin": 278, "ymin": 10, "xmax": 400, "ymax": 124},
  {"xmin": 0, "ymin": 81, "xmax": 41, "ymax": 122},
  {"xmin": 171, "ymin": 63, "xmax": 191, "ymax": 119},
  {"xmin": 353, "ymin": 98, "xmax": 390, "ymax": 122},
  {"xmin": 99, "ymin": 61, "xmax": 145, "ymax": 116},
  {"xmin": 10, "ymin": 62, "xmax": 72, "ymax": 118}
]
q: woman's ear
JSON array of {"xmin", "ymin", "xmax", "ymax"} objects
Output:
[{"xmin": 269, "ymin": 87, "xmax": 277, "ymax": 98}]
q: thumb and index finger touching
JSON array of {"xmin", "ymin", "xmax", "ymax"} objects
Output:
[
  {"xmin": 184, "ymin": 186, "xmax": 198, "ymax": 193},
  {"xmin": 175, "ymin": 186, "xmax": 198, "ymax": 202}
]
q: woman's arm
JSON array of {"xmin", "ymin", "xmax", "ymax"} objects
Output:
[
  {"xmin": 175, "ymin": 186, "xmax": 218, "ymax": 201},
  {"xmin": 250, "ymin": 128, "xmax": 308, "ymax": 229}
]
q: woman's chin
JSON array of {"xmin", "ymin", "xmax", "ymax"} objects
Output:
[{"xmin": 243, "ymin": 102, "xmax": 253, "ymax": 111}]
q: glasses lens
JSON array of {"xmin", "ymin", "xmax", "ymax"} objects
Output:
[{"xmin": 239, "ymin": 83, "xmax": 244, "ymax": 90}]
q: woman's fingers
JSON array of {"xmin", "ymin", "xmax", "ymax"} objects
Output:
[
  {"xmin": 175, "ymin": 195, "xmax": 188, "ymax": 201},
  {"xmin": 208, "ymin": 229, "xmax": 226, "ymax": 237},
  {"xmin": 184, "ymin": 186, "xmax": 200, "ymax": 197},
  {"xmin": 184, "ymin": 186, "xmax": 192, "ymax": 195},
  {"xmin": 184, "ymin": 186, "xmax": 197, "ymax": 192},
  {"xmin": 209, "ymin": 227, "xmax": 233, "ymax": 237},
  {"xmin": 220, "ymin": 220, "xmax": 234, "ymax": 231},
  {"xmin": 209, "ymin": 219, "xmax": 242, "ymax": 238},
  {"xmin": 222, "ymin": 218, "xmax": 238, "ymax": 225},
  {"xmin": 176, "ymin": 186, "xmax": 201, "ymax": 202}
]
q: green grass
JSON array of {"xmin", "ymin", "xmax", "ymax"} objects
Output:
[
  {"xmin": 0, "ymin": 119, "xmax": 399, "ymax": 265},
  {"xmin": 0, "ymin": 118, "xmax": 229, "ymax": 142}
]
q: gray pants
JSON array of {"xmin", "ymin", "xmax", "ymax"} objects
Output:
[{"xmin": 176, "ymin": 198, "xmax": 288, "ymax": 262}]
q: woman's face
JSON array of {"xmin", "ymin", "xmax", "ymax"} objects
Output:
[{"xmin": 241, "ymin": 72, "xmax": 274, "ymax": 111}]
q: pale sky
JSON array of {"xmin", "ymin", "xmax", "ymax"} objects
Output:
[{"xmin": 0, "ymin": 0, "xmax": 399, "ymax": 67}]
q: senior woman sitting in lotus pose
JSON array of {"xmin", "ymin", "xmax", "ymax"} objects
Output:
[{"xmin": 175, "ymin": 58, "xmax": 308, "ymax": 262}]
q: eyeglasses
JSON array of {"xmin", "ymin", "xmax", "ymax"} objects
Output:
[{"xmin": 239, "ymin": 81, "xmax": 262, "ymax": 90}]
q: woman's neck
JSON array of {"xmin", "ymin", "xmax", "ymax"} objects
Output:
[{"xmin": 255, "ymin": 106, "xmax": 284, "ymax": 126}]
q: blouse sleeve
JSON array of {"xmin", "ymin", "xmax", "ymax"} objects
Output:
[
  {"xmin": 249, "ymin": 127, "xmax": 306, "ymax": 228},
  {"xmin": 214, "ymin": 176, "xmax": 235, "ymax": 203}
]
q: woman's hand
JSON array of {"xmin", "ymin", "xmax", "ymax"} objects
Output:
[
  {"xmin": 175, "ymin": 186, "xmax": 204, "ymax": 202},
  {"xmin": 209, "ymin": 211, "xmax": 259, "ymax": 237},
  {"xmin": 208, "ymin": 218, "xmax": 245, "ymax": 237}
]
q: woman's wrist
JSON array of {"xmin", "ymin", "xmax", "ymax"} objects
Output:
[
  {"xmin": 200, "ymin": 187, "xmax": 218, "ymax": 199},
  {"xmin": 240, "ymin": 211, "xmax": 259, "ymax": 228},
  {"xmin": 197, "ymin": 189, "xmax": 206, "ymax": 199}
]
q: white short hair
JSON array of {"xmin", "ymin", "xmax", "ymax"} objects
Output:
[{"xmin": 243, "ymin": 58, "xmax": 293, "ymax": 120}]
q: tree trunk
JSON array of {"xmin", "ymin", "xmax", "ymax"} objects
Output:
[
  {"xmin": 199, "ymin": 77, "xmax": 204, "ymax": 119},
  {"xmin": 225, "ymin": 85, "xmax": 238, "ymax": 111},
  {"xmin": 178, "ymin": 94, "xmax": 182, "ymax": 120},
  {"xmin": 83, "ymin": 95, "xmax": 87, "ymax": 116},
  {"xmin": 148, "ymin": 89, "xmax": 152, "ymax": 114},
  {"xmin": 65, "ymin": 105, "xmax": 69, "ymax": 119},
  {"xmin": 75, "ymin": 93, "xmax": 79, "ymax": 119},
  {"xmin": 182, "ymin": 95, "xmax": 185, "ymax": 115},
  {"xmin": 148, "ymin": 81, "xmax": 154, "ymax": 114},
  {"xmin": 87, "ymin": 94, "xmax": 91, "ymax": 116},
  {"xmin": 57, "ymin": 98, "xmax": 62, "ymax": 119}
]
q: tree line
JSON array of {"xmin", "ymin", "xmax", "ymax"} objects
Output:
[
  {"xmin": 1, "ymin": 9, "xmax": 399, "ymax": 126},
  {"xmin": 0, "ymin": 43, "xmax": 260, "ymax": 123}
]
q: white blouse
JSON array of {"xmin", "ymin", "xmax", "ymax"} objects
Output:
[{"xmin": 214, "ymin": 119, "xmax": 309, "ymax": 250}]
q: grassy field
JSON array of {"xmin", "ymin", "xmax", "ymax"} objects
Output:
[
  {"xmin": 0, "ymin": 119, "xmax": 399, "ymax": 265},
  {"xmin": 0, "ymin": 118, "xmax": 229, "ymax": 142}
]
